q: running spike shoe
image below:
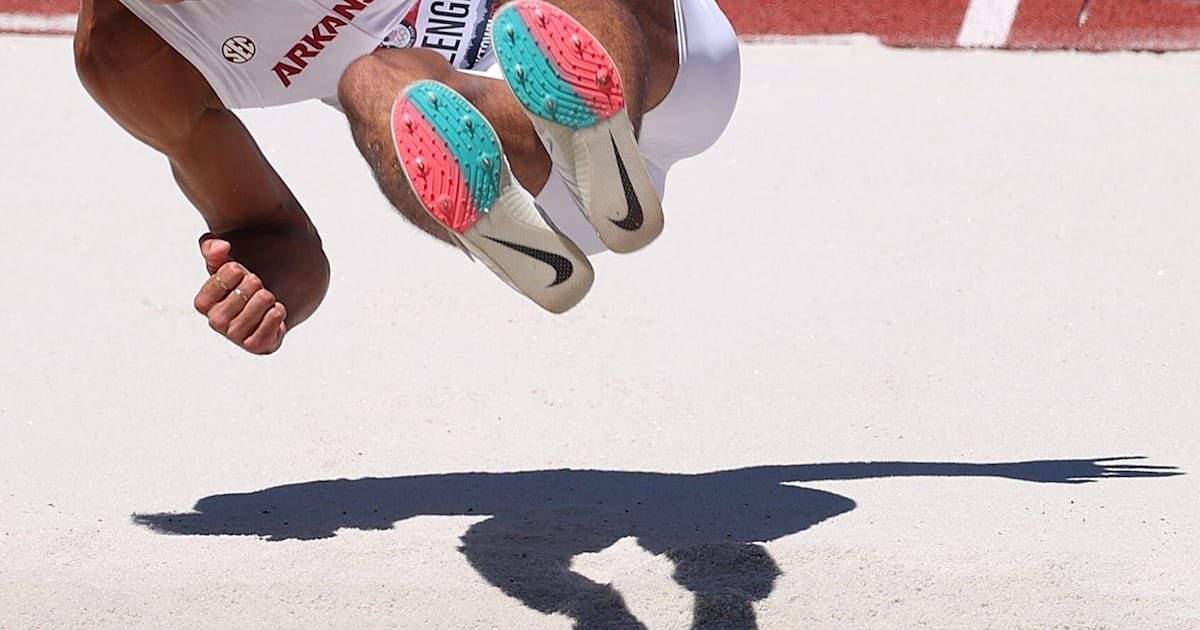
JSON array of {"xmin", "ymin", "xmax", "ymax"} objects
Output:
[
  {"xmin": 391, "ymin": 80, "xmax": 594, "ymax": 313},
  {"xmin": 493, "ymin": 0, "xmax": 664, "ymax": 253}
]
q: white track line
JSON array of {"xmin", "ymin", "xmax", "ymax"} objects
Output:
[
  {"xmin": 957, "ymin": 0, "xmax": 1022, "ymax": 48},
  {"xmin": 0, "ymin": 13, "xmax": 75, "ymax": 34}
]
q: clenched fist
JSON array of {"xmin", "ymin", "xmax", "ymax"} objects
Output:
[{"xmin": 193, "ymin": 237, "xmax": 288, "ymax": 354}]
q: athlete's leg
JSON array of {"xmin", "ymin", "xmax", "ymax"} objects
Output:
[
  {"xmin": 338, "ymin": 48, "xmax": 594, "ymax": 312},
  {"xmin": 335, "ymin": 0, "xmax": 680, "ymax": 306},
  {"xmin": 337, "ymin": 0, "xmax": 679, "ymax": 244}
]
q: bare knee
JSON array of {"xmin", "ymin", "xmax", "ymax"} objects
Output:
[
  {"xmin": 337, "ymin": 49, "xmax": 454, "ymax": 123},
  {"xmin": 336, "ymin": 54, "xmax": 386, "ymax": 123}
]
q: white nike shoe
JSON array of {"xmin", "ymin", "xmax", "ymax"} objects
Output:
[
  {"xmin": 391, "ymin": 80, "xmax": 594, "ymax": 313},
  {"xmin": 492, "ymin": 0, "xmax": 664, "ymax": 253}
]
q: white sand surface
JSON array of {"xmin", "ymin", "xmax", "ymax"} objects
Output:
[{"xmin": 0, "ymin": 35, "xmax": 1197, "ymax": 629}]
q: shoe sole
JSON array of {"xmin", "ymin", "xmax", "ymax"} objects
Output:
[
  {"xmin": 493, "ymin": 0, "xmax": 664, "ymax": 253},
  {"xmin": 391, "ymin": 80, "xmax": 594, "ymax": 313}
]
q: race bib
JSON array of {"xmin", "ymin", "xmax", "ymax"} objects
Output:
[{"xmin": 380, "ymin": 0, "xmax": 496, "ymax": 69}]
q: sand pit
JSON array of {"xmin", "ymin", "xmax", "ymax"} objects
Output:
[{"xmin": 0, "ymin": 35, "xmax": 1196, "ymax": 628}]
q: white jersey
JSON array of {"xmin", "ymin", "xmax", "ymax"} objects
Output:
[{"xmin": 119, "ymin": 0, "xmax": 498, "ymax": 108}]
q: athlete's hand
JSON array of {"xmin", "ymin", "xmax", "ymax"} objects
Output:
[{"xmin": 194, "ymin": 237, "xmax": 288, "ymax": 354}]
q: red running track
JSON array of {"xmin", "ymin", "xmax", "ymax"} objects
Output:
[{"xmin": 5, "ymin": 0, "xmax": 1200, "ymax": 51}]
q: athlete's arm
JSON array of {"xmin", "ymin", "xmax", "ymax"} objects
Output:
[{"xmin": 74, "ymin": 0, "xmax": 330, "ymax": 354}]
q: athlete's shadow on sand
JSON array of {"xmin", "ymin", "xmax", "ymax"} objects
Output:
[{"xmin": 134, "ymin": 457, "xmax": 1178, "ymax": 629}]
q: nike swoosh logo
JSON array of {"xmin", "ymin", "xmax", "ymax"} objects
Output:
[
  {"xmin": 610, "ymin": 133, "xmax": 645, "ymax": 232},
  {"xmin": 483, "ymin": 236, "xmax": 574, "ymax": 287}
]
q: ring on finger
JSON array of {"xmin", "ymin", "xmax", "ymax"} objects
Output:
[
  {"xmin": 213, "ymin": 276, "xmax": 231, "ymax": 291},
  {"xmin": 233, "ymin": 287, "xmax": 249, "ymax": 303}
]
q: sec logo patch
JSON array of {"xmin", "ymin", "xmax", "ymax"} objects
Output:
[{"xmin": 222, "ymin": 36, "xmax": 257, "ymax": 64}]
